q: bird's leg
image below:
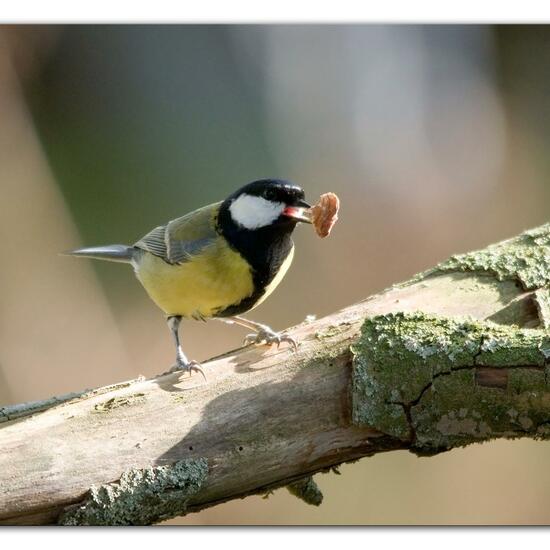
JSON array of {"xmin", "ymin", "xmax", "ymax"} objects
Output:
[
  {"xmin": 222, "ymin": 316, "xmax": 298, "ymax": 351},
  {"xmin": 166, "ymin": 315, "xmax": 206, "ymax": 380}
]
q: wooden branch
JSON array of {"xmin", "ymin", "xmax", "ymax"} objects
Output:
[{"xmin": 2, "ymin": 223, "xmax": 550, "ymax": 525}]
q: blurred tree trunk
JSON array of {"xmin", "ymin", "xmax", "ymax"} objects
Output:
[{"xmin": 2, "ymin": 223, "xmax": 550, "ymax": 525}]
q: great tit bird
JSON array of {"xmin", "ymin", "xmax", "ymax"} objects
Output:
[{"xmin": 67, "ymin": 179, "xmax": 312, "ymax": 378}]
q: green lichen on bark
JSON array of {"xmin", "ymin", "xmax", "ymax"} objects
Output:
[
  {"xmin": 412, "ymin": 366, "xmax": 550, "ymax": 450},
  {"xmin": 429, "ymin": 223, "xmax": 550, "ymax": 290},
  {"xmin": 351, "ymin": 312, "xmax": 550, "ymax": 451},
  {"xmin": 58, "ymin": 458, "xmax": 208, "ymax": 526},
  {"xmin": 286, "ymin": 476, "xmax": 323, "ymax": 506}
]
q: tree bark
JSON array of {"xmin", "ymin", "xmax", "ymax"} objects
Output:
[{"xmin": 2, "ymin": 223, "xmax": 550, "ymax": 525}]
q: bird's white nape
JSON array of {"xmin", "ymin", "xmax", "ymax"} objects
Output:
[{"xmin": 229, "ymin": 194, "xmax": 285, "ymax": 229}]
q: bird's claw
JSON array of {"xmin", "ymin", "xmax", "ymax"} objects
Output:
[
  {"xmin": 169, "ymin": 358, "xmax": 207, "ymax": 381},
  {"xmin": 243, "ymin": 329, "xmax": 298, "ymax": 351}
]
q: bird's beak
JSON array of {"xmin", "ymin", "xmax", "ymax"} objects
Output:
[{"xmin": 282, "ymin": 199, "xmax": 313, "ymax": 223}]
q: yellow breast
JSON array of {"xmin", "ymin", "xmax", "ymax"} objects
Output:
[{"xmin": 134, "ymin": 238, "xmax": 255, "ymax": 319}]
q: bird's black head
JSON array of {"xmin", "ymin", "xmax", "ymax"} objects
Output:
[{"xmin": 220, "ymin": 179, "xmax": 311, "ymax": 231}]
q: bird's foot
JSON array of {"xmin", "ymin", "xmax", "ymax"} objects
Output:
[
  {"xmin": 169, "ymin": 357, "xmax": 207, "ymax": 381},
  {"xmin": 243, "ymin": 327, "xmax": 298, "ymax": 351}
]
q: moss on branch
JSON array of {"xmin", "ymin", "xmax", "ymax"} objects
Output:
[
  {"xmin": 428, "ymin": 223, "xmax": 550, "ymax": 290},
  {"xmin": 58, "ymin": 458, "xmax": 208, "ymax": 526},
  {"xmin": 351, "ymin": 312, "xmax": 550, "ymax": 453},
  {"xmin": 286, "ymin": 476, "xmax": 324, "ymax": 506}
]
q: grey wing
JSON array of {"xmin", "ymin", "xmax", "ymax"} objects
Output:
[
  {"xmin": 135, "ymin": 202, "xmax": 220, "ymax": 265},
  {"xmin": 166, "ymin": 236, "xmax": 216, "ymax": 264}
]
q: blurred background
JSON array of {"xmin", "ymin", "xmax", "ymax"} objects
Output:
[{"xmin": 1, "ymin": 24, "xmax": 550, "ymax": 525}]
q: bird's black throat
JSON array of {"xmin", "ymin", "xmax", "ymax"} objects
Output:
[{"xmin": 215, "ymin": 203, "xmax": 297, "ymax": 317}]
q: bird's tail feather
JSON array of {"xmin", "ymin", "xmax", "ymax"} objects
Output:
[{"xmin": 63, "ymin": 244, "xmax": 136, "ymax": 263}]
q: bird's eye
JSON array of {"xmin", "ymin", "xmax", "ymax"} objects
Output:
[{"xmin": 264, "ymin": 189, "xmax": 277, "ymax": 201}]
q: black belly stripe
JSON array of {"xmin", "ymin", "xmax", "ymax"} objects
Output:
[
  {"xmin": 216, "ymin": 242, "xmax": 292, "ymax": 317},
  {"xmin": 214, "ymin": 208, "xmax": 296, "ymax": 317}
]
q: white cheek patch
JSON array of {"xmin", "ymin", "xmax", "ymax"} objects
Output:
[{"xmin": 229, "ymin": 194, "xmax": 285, "ymax": 229}]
